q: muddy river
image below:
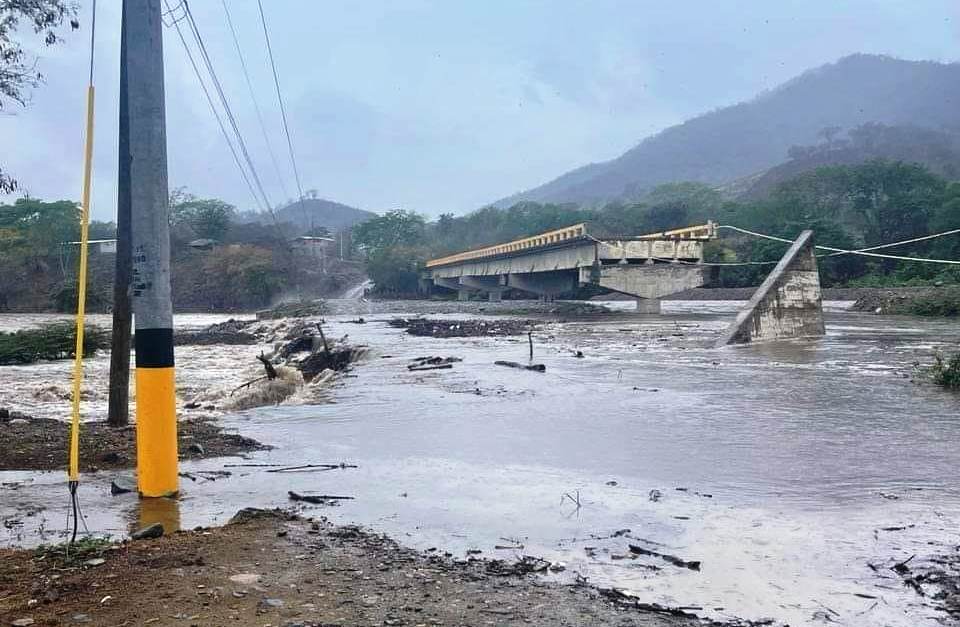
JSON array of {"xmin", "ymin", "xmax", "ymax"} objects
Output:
[{"xmin": 2, "ymin": 301, "xmax": 959, "ymax": 626}]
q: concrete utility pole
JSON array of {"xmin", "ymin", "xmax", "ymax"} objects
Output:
[
  {"xmin": 108, "ymin": 7, "xmax": 132, "ymax": 428},
  {"xmin": 123, "ymin": 0, "xmax": 178, "ymax": 497}
]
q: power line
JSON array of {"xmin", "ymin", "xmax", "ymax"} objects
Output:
[
  {"xmin": 220, "ymin": 0, "xmax": 290, "ymax": 203},
  {"xmin": 162, "ymin": 0, "xmax": 265, "ymax": 214},
  {"xmin": 180, "ymin": 0, "xmax": 276, "ymax": 218},
  {"xmin": 256, "ymin": 0, "xmax": 308, "ymax": 227},
  {"xmin": 721, "ymin": 225, "xmax": 960, "ymax": 265}
]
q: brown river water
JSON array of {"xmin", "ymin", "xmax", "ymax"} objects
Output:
[{"xmin": 1, "ymin": 301, "xmax": 959, "ymax": 626}]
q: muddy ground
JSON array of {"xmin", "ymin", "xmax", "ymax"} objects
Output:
[
  {"xmin": 0, "ymin": 412, "xmax": 267, "ymax": 472},
  {"xmin": 0, "ymin": 509, "xmax": 700, "ymax": 627}
]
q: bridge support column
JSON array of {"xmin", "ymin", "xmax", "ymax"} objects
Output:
[
  {"xmin": 507, "ymin": 272, "xmax": 576, "ymax": 299},
  {"xmin": 716, "ymin": 230, "xmax": 824, "ymax": 346},
  {"xmin": 457, "ymin": 290, "xmax": 470, "ymax": 302},
  {"xmin": 635, "ymin": 298, "xmax": 661, "ymax": 313},
  {"xmin": 459, "ymin": 276, "xmax": 507, "ymax": 302}
]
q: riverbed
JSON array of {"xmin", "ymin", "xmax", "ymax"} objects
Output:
[{"xmin": 2, "ymin": 300, "xmax": 959, "ymax": 626}]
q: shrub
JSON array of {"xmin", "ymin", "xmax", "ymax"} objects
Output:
[
  {"xmin": 929, "ymin": 352, "xmax": 960, "ymax": 390},
  {"xmin": 0, "ymin": 322, "xmax": 110, "ymax": 365}
]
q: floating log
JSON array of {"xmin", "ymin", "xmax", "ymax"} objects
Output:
[
  {"xmin": 494, "ymin": 360, "xmax": 546, "ymax": 372},
  {"xmin": 628, "ymin": 544, "xmax": 701, "ymax": 571}
]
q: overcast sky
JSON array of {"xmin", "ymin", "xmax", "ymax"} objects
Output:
[{"xmin": 1, "ymin": 1, "xmax": 958, "ymax": 220}]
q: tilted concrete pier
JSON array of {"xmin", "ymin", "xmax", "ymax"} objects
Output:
[{"xmin": 716, "ymin": 230, "xmax": 825, "ymax": 346}]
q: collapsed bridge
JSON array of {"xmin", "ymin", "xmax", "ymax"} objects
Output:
[{"xmin": 421, "ymin": 222, "xmax": 719, "ymax": 313}]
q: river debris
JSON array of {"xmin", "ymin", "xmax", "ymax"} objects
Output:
[
  {"xmin": 495, "ymin": 360, "xmax": 546, "ymax": 372},
  {"xmin": 869, "ymin": 548, "xmax": 960, "ymax": 617},
  {"xmin": 629, "ymin": 544, "xmax": 701, "ymax": 571},
  {"xmin": 389, "ymin": 317, "xmax": 535, "ymax": 338},
  {"xmin": 255, "ymin": 299, "xmax": 328, "ymax": 320},
  {"xmin": 173, "ymin": 319, "xmax": 256, "ymax": 346},
  {"xmin": 408, "ymin": 355, "xmax": 462, "ymax": 371},
  {"xmin": 266, "ymin": 462, "xmax": 357, "ymax": 473},
  {"xmin": 287, "ymin": 491, "xmax": 354, "ymax": 505},
  {"xmin": 486, "ymin": 555, "xmax": 551, "ymax": 575},
  {"xmin": 0, "ymin": 413, "xmax": 267, "ymax": 472},
  {"xmin": 0, "ymin": 323, "xmax": 109, "ymax": 366}
]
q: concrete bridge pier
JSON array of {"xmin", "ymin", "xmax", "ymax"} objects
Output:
[
  {"xmin": 635, "ymin": 298, "xmax": 661, "ymax": 313},
  {"xmin": 506, "ymin": 272, "xmax": 576, "ymax": 299},
  {"xmin": 459, "ymin": 276, "xmax": 507, "ymax": 302},
  {"xmin": 433, "ymin": 277, "xmax": 476, "ymax": 301}
]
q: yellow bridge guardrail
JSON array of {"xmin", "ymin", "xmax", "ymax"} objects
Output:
[
  {"xmin": 425, "ymin": 223, "xmax": 589, "ymax": 268},
  {"xmin": 425, "ymin": 221, "xmax": 717, "ymax": 269}
]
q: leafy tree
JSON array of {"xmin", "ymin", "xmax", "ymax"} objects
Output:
[
  {"xmin": 0, "ymin": 196, "xmax": 79, "ymax": 256},
  {"xmin": 353, "ymin": 209, "xmax": 426, "ymax": 254},
  {"xmin": 1, "ymin": 0, "xmax": 79, "ymax": 192},
  {"xmin": 169, "ymin": 188, "xmax": 235, "ymax": 241}
]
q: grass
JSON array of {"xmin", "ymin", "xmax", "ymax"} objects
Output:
[
  {"xmin": 34, "ymin": 536, "xmax": 114, "ymax": 568},
  {"xmin": 0, "ymin": 322, "xmax": 110, "ymax": 365}
]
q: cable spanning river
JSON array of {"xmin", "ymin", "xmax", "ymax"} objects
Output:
[{"xmin": 2, "ymin": 301, "xmax": 959, "ymax": 626}]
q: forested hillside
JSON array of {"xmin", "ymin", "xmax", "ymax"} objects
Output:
[
  {"xmin": 355, "ymin": 160, "xmax": 960, "ymax": 295},
  {"xmin": 496, "ymin": 55, "xmax": 960, "ymax": 207}
]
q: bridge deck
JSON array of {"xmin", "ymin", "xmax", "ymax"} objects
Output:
[{"xmin": 425, "ymin": 222, "xmax": 716, "ymax": 270}]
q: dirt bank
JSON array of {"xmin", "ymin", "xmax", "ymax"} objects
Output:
[
  {"xmin": 0, "ymin": 509, "xmax": 698, "ymax": 627},
  {"xmin": 0, "ymin": 412, "xmax": 267, "ymax": 472}
]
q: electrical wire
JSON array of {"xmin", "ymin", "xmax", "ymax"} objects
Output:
[
  {"xmin": 162, "ymin": 0, "xmax": 265, "ymax": 214},
  {"xmin": 220, "ymin": 0, "xmax": 290, "ymax": 202},
  {"xmin": 180, "ymin": 1, "xmax": 276, "ymax": 219},
  {"xmin": 720, "ymin": 225, "xmax": 960, "ymax": 265},
  {"xmin": 256, "ymin": 0, "xmax": 308, "ymax": 227}
]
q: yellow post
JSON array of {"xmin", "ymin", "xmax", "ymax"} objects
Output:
[{"xmin": 68, "ymin": 84, "xmax": 96, "ymax": 483}]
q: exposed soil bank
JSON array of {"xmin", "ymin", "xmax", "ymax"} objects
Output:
[
  {"xmin": 0, "ymin": 413, "xmax": 267, "ymax": 472},
  {"xmin": 0, "ymin": 510, "xmax": 697, "ymax": 627}
]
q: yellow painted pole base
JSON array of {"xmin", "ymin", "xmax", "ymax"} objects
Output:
[{"xmin": 135, "ymin": 367, "xmax": 179, "ymax": 497}]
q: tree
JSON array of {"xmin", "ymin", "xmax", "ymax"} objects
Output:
[
  {"xmin": 352, "ymin": 209, "xmax": 426, "ymax": 254},
  {"xmin": 1, "ymin": 0, "xmax": 79, "ymax": 192},
  {"xmin": 169, "ymin": 188, "xmax": 235, "ymax": 241}
]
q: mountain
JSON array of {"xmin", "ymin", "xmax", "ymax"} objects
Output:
[
  {"xmin": 239, "ymin": 198, "xmax": 377, "ymax": 233},
  {"xmin": 494, "ymin": 54, "xmax": 960, "ymax": 207},
  {"xmin": 735, "ymin": 123, "xmax": 960, "ymax": 200}
]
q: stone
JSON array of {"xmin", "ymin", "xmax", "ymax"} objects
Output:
[
  {"xmin": 110, "ymin": 480, "xmax": 135, "ymax": 495},
  {"xmin": 259, "ymin": 598, "xmax": 284, "ymax": 609},
  {"xmin": 12, "ymin": 619, "xmax": 35, "ymax": 626},
  {"xmin": 83, "ymin": 558, "xmax": 106, "ymax": 567},
  {"xmin": 71, "ymin": 614, "xmax": 92, "ymax": 623},
  {"xmin": 130, "ymin": 523, "xmax": 164, "ymax": 540},
  {"xmin": 229, "ymin": 573, "xmax": 260, "ymax": 585},
  {"xmin": 187, "ymin": 443, "xmax": 204, "ymax": 455}
]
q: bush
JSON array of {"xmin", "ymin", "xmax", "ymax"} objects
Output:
[
  {"xmin": 907, "ymin": 288, "xmax": 960, "ymax": 317},
  {"xmin": 929, "ymin": 352, "xmax": 960, "ymax": 390},
  {"xmin": 0, "ymin": 322, "xmax": 110, "ymax": 365}
]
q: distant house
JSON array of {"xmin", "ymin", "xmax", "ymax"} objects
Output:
[{"xmin": 291, "ymin": 235, "xmax": 334, "ymax": 258}]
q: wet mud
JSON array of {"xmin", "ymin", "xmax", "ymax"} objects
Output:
[
  {"xmin": 0, "ymin": 412, "xmax": 267, "ymax": 472},
  {"xmin": 0, "ymin": 509, "xmax": 698, "ymax": 627}
]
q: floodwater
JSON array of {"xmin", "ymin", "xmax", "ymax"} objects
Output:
[{"xmin": 2, "ymin": 301, "xmax": 960, "ymax": 627}]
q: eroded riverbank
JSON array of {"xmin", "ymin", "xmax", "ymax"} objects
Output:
[{"xmin": 1, "ymin": 301, "xmax": 959, "ymax": 626}]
